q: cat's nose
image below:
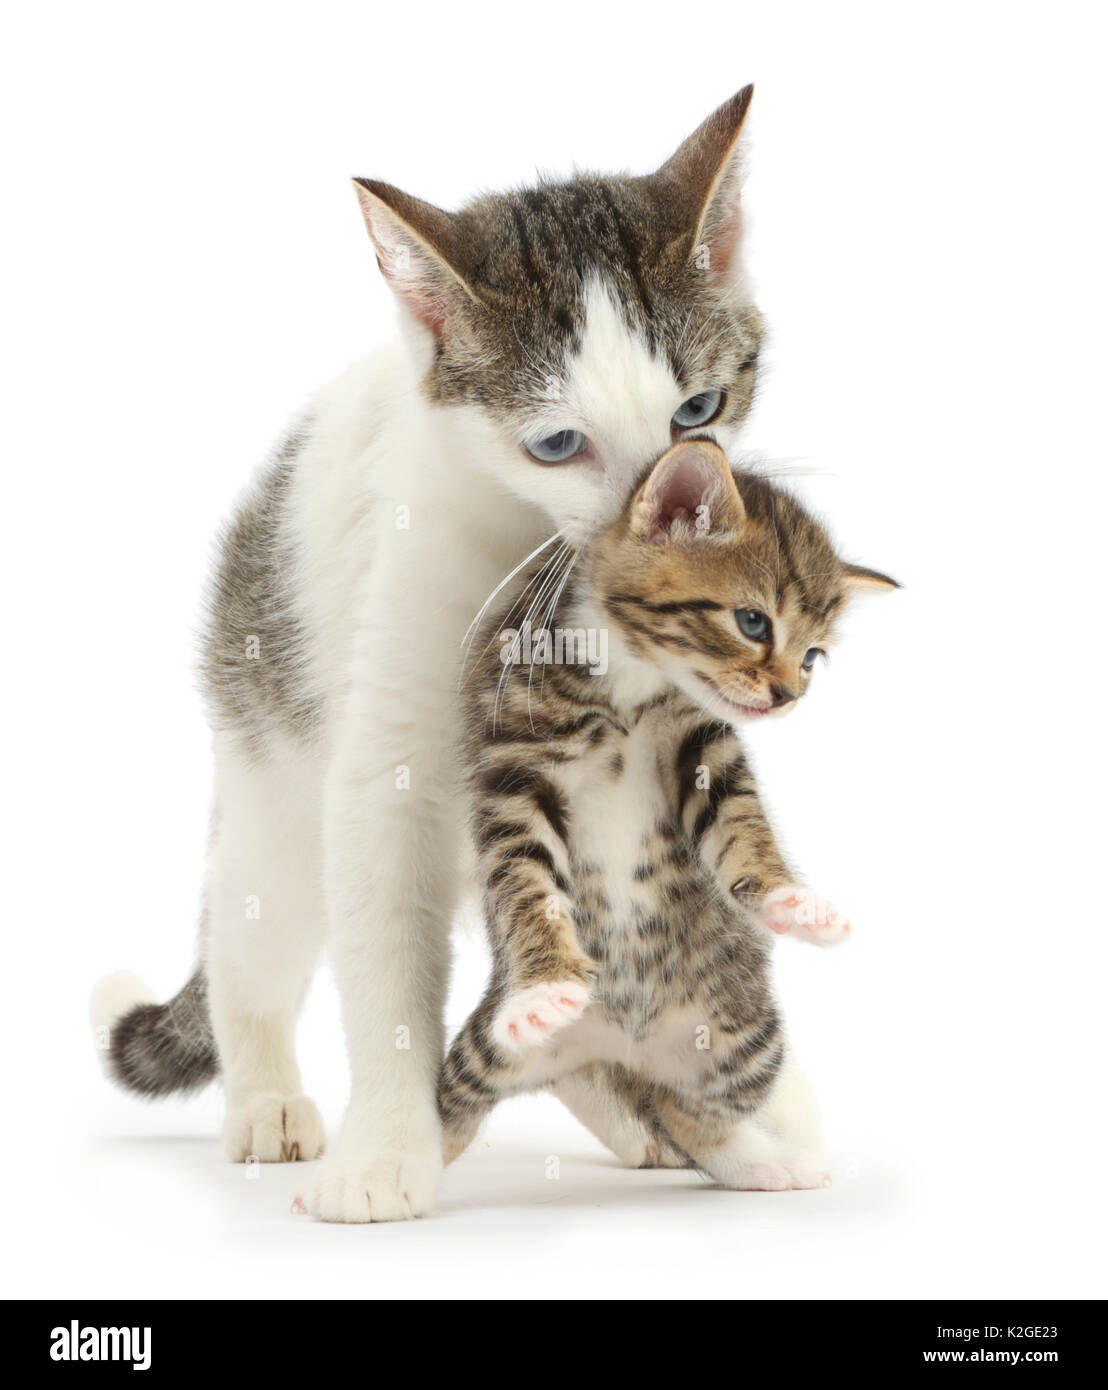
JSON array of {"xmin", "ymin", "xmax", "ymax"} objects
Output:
[{"xmin": 769, "ymin": 683, "xmax": 796, "ymax": 708}]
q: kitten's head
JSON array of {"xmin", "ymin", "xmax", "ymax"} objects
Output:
[
  {"xmin": 588, "ymin": 440, "xmax": 898, "ymax": 723},
  {"xmin": 354, "ymin": 89, "xmax": 763, "ymax": 543}
]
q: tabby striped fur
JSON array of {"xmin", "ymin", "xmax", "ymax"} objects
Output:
[{"xmin": 440, "ymin": 440, "xmax": 896, "ymax": 1189}]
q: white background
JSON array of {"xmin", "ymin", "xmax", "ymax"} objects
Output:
[{"xmin": 3, "ymin": 1, "xmax": 1106, "ymax": 1300}]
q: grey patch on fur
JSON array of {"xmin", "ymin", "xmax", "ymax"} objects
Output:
[
  {"xmin": 202, "ymin": 426, "xmax": 322, "ymax": 753},
  {"xmin": 106, "ymin": 969, "xmax": 218, "ymax": 1098}
]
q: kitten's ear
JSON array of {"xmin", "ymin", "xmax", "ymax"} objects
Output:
[
  {"xmin": 630, "ymin": 440, "xmax": 745, "ymax": 544},
  {"xmin": 652, "ymin": 86, "xmax": 754, "ymax": 286},
  {"xmin": 353, "ymin": 178, "xmax": 479, "ymax": 338},
  {"xmin": 841, "ymin": 562, "xmax": 901, "ymax": 594}
]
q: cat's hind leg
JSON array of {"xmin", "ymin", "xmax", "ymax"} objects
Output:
[{"xmin": 205, "ymin": 736, "xmax": 327, "ymax": 1163}]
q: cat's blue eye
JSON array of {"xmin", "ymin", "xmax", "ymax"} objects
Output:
[
  {"xmin": 672, "ymin": 389, "xmax": 724, "ymax": 429},
  {"xmin": 802, "ymin": 647, "xmax": 823, "ymax": 671},
  {"xmin": 525, "ymin": 429, "xmax": 588, "ymax": 464},
  {"xmin": 735, "ymin": 609, "xmax": 769, "ymax": 641}
]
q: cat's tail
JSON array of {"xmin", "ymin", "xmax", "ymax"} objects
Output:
[{"xmin": 90, "ymin": 968, "xmax": 219, "ymax": 1097}]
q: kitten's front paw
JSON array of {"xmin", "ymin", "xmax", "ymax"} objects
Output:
[
  {"xmin": 758, "ymin": 885, "xmax": 850, "ymax": 947},
  {"xmin": 492, "ymin": 980, "xmax": 590, "ymax": 1052},
  {"xmin": 222, "ymin": 1092, "xmax": 325, "ymax": 1163},
  {"xmin": 296, "ymin": 1144, "xmax": 442, "ymax": 1223}
]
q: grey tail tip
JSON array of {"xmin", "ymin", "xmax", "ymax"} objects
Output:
[{"xmin": 95, "ymin": 968, "xmax": 219, "ymax": 1099}]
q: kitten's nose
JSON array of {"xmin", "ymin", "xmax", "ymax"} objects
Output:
[{"xmin": 769, "ymin": 683, "xmax": 796, "ymax": 708}]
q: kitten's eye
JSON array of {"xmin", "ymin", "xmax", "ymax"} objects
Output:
[
  {"xmin": 801, "ymin": 647, "xmax": 824, "ymax": 671},
  {"xmin": 525, "ymin": 430, "xmax": 588, "ymax": 464},
  {"xmin": 672, "ymin": 390, "xmax": 724, "ymax": 429},
  {"xmin": 735, "ymin": 609, "xmax": 770, "ymax": 641}
]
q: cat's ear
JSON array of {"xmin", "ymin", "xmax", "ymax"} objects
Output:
[
  {"xmin": 630, "ymin": 440, "xmax": 745, "ymax": 544},
  {"xmin": 652, "ymin": 86, "xmax": 754, "ymax": 288},
  {"xmin": 841, "ymin": 562, "xmax": 901, "ymax": 594},
  {"xmin": 353, "ymin": 178, "xmax": 479, "ymax": 338}
]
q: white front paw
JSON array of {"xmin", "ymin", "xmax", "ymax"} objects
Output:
[
  {"xmin": 492, "ymin": 980, "xmax": 590, "ymax": 1052},
  {"xmin": 723, "ymin": 1148, "xmax": 832, "ymax": 1191},
  {"xmin": 758, "ymin": 886, "xmax": 851, "ymax": 947},
  {"xmin": 223, "ymin": 1092, "xmax": 325, "ymax": 1163},
  {"xmin": 704, "ymin": 1126, "xmax": 832, "ymax": 1191},
  {"xmin": 296, "ymin": 1144, "xmax": 442, "ymax": 1223}
]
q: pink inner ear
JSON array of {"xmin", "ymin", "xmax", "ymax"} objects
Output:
[
  {"xmin": 705, "ymin": 207, "xmax": 742, "ymax": 277},
  {"xmin": 375, "ymin": 253, "xmax": 448, "ymax": 337},
  {"xmin": 647, "ymin": 455, "xmax": 716, "ymax": 534}
]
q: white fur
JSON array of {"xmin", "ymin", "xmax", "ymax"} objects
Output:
[
  {"xmin": 89, "ymin": 971, "xmax": 156, "ymax": 1071},
  {"xmin": 464, "ymin": 278, "xmax": 750, "ymax": 547},
  {"xmin": 223, "ymin": 1093, "xmax": 325, "ymax": 1164},
  {"xmin": 551, "ymin": 1070, "xmax": 670, "ymax": 1168},
  {"xmin": 696, "ymin": 1121, "xmax": 831, "ymax": 1191},
  {"xmin": 556, "ymin": 1055, "xmax": 823, "ymax": 1175}
]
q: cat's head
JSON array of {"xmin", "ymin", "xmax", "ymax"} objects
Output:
[
  {"xmin": 588, "ymin": 439, "xmax": 898, "ymax": 723},
  {"xmin": 354, "ymin": 90, "xmax": 763, "ymax": 543}
]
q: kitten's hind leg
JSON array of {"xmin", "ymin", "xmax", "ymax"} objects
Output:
[
  {"xmin": 756, "ymin": 1049, "xmax": 824, "ymax": 1154},
  {"xmin": 206, "ymin": 738, "xmax": 327, "ymax": 1164},
  {"xmin": 652, "ymin": 1088, "xmax": 829, "ymax": 1192},
  {"xmin": 553, "ymin": 1065, "xmax": 692, "ymax": 1169}
]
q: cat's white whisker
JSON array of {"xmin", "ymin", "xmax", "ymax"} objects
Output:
[{"xmin": 460, "ymin": 530, "xmax": 563, "ymax": 686}]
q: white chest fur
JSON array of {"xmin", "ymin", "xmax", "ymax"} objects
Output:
[{"xmin": 565, "ymin": 717, "xmax": 669, "ymax": 923}]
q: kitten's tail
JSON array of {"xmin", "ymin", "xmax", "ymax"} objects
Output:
[{"xmin": 90, "ymin": 968, "xmax": 218, "ymax": 1097}]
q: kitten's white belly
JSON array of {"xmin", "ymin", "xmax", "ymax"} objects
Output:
[
  {"xmin": 518, "ymin": 1005, "xmax": 715, "ymax": 1090},
  {"xmin": 568, "ymin": 718, "xmax": 667, "ymax": 923},
  {"xmin": 519, "ymin": 727, "xmax": 716, "ymax": 1089}
]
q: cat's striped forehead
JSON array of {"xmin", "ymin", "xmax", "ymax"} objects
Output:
[{"xmin": 428, "ymin": 174, "xmax": 762, "ymax": 417}]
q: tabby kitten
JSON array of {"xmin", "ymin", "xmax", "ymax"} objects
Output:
[{"xmin": 441, "ymin": 439, "xmax": 896, "ymax": 1189}]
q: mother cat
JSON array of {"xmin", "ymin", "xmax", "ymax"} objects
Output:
[{"xmin": 94, "ymin": 87, "xmax": 804, "ymax": 1222}]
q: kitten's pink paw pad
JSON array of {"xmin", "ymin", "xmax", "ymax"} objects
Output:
[
  {"xmin": 492, "ymin": 981, "xmax": 590, "ymax": 1052},
  {"xmin": 759, "ymin": 885, "xmax": 850, "ymax": 947}
]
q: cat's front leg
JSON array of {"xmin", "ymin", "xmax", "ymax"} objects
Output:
[{"xmin": 297, "ymin": 732, "xmax": 457, "ymax": 1223}]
